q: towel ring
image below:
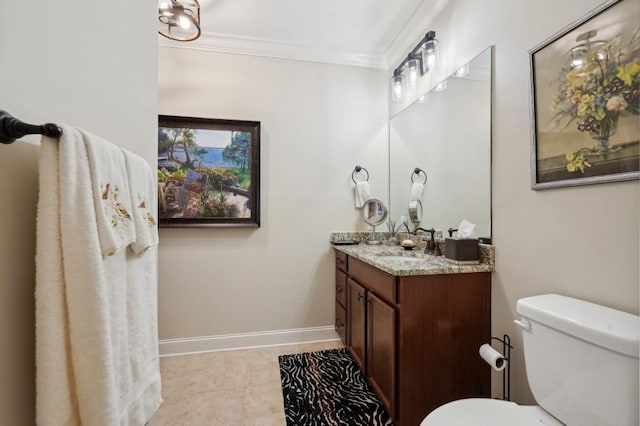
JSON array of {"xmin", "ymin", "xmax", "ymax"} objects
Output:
[
  {"xmin": 411, "ymin": 168, "xmax": 427, "ymax": 184},
  {"xmin": 352, "ymin": 165, "xmax": 370, "ymax": 184}
]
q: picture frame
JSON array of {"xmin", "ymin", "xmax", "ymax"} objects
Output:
[
  {"xmin": 157, "ymin": 115, "xmax": 260, "ymax": 227},
  {"xmin": 529, "ymin": 0, "xmax": 639, "ymax": 190}
]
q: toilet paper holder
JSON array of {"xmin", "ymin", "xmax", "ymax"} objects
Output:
[{"xmin": 490, "ymin": 334, "xmax": 512, "ymax": 401}]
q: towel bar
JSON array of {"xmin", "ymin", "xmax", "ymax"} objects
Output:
[
  {"xmin": 0, "ymin": 110, "xmax": 63, "ymax": 145},
  {"xmin": 352, "ymin": 165, "xmax": 370, "ymax": 184},
  {"xmin": 411, "ymin": 167, "xmax": 427, "ymax": 184}
]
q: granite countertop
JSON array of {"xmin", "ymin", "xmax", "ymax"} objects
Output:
[{"xmin": 332, "ymin": 242, "xmax": 495, "ymax": 277}]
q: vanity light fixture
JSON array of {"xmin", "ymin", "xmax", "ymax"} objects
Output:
[
  {"xmin": 390, "ymin": 30, "xmax": 440, "ymax": 102},
  {"xmin": 391, "ymin": 69, "xmax": 406, "ymax": 102},
  {"xmin": 569, "ymin": 30, "xmax": 607, "ymax": 69},
  {"xmin": 158, "ymin": 0, "xmax": 201, "ymax": 42}
]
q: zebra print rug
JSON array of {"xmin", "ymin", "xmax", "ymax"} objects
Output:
[{"xmin": 278, "ymin": 348, "xmax": 394, "ymax": 425}]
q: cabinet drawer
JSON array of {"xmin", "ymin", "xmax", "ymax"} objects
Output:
[
  {"xmin": 336, "ymin": 269, "xmax": 347, "ymax": 308},
  {"xmin": 335, "ymin": 302, "xmax": 347, "ymax": 345},
  {"xmin": 335, "ymin": 251, "xmax": 348, "ymax": 272},
  {"xmin": 349, "ymin": 257, "xmax": 396, "ymax": 304}
]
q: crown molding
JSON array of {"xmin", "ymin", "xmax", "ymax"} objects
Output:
[
  {"xmin": 158, "ymin": 32, "xmax": 388, "ymax": 69},
  {"xmin": 385, "ymin": 0, "xmax": 450, "ymax": 70}
]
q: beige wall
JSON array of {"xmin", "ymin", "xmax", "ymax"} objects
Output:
[
  {"xmin": 0, "ymin": 1, "xmax": 157, "ymax": 422},
  {"xmin": 420, "ymin": 0, "xmax": 639, "ymax": 402},
  {"xmin": 158, "ymin": 47, "xmax": 388, "ymax": 339}
]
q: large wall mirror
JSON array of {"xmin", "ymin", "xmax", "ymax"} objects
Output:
[{"xmin": 389, "ymin": 46, "xmax": 493, "ymax": 238}]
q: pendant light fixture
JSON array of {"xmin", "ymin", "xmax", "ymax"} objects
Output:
[
  {"xmin": 568, "ymin": 30, "xmax": 607, "ymax": 70},
  {"xmin": 158, "ymin": 0, "xmax": 201, "ymax": 42},
  {"xmin": 390, "ymin": 30, "xmax": 441, "ymax": 102}
]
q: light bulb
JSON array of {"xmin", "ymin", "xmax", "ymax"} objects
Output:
[
  {"xmin": 406, "ymin": 57, "xmax": 421, "ymax": 86},
  {"xmin": 434, "ymin": 79, "xmax": 447, "ymax": 92},
  {"xmin": 571, "ymin": 57, "xmax": 585, "ymax": 68},
  {"xmin": 420, "ymin": 33, "xmax": 440, "ymax": 72},
  {"xmin": 454, "ymin": 63, "xmax": 470, "ymax": 78},
  {"xmin": 391, "ymin": 71, "xmax": 406, "ymax": 102},
  {"xmin": 178, "ymin": 15, "xmax": 192, "ymax": 29}
]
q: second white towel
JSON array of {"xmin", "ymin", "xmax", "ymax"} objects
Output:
[
  {"xmin": 409, "ymin": 182, "xmax": 424, "ymax": 202},
  {"xmin": 355, "ymin": 181, "xmax": 372, "ymax": 208},
  {"xmin": 122, "ymin": 149, "xmax": 159, "ymax": 254},
  {"xmin": 82, "ymin": 130, "xmax": 136, "ymax": 256}
]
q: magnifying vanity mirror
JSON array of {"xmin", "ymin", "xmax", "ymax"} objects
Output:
[
  {"xmin": 361, "ymin": 198, "xmax": 388, "ymax": 245},
  {"xmin": 390, "ymin": 46, "xmax": 493, "ymax": 238}
]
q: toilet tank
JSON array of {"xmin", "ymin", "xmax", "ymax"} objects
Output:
[{"xmin": 516, "ymin": 294, "xmax": 639, "ymax": 426}]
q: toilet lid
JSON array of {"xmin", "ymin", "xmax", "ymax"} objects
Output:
[{"xmin": 420, "ymin": 398, "xmax": 545, "ymax": 426}]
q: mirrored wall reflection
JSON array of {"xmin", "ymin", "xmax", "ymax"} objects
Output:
[{"xmin": 389, "ymin": 47, "xmax": 493, "ymax": 238}]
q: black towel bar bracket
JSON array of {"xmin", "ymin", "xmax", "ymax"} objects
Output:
[{"xmin": 0, "ymin": 110, "xmax": 63, "ymax": 145}]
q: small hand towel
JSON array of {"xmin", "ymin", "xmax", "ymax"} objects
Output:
[
  {"xmin": 409, "ymin": 182, "xmax": 424, "ymax": 202},
  {"xmin": 122, "ymin": 149, "xmax": 159, "ymax": 254},
  {"xmin": 355, "ymin": 181, "xmax": 372, "ymax": 208},
  {"xmin": 81, "ymin": 129, "xmax": 136, "ymax": 256}
]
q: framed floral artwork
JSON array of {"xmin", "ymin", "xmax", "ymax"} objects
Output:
[
  {"xmin": 157, "ymin": 115, "xmax": 260, "ymax": 227},
  {"xmin": 529, "ymin": 0, "xmax": 639, "ymax": 189}
]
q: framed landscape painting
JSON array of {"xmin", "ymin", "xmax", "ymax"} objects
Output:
[
  {"xmin": 158, "ymin": 115, "xmax": 260, "ymax": 227},
  {"xmin": 529, "ymin": 0, "xmax": 639, "ymax": 189}
]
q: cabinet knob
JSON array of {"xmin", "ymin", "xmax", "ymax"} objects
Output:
[
  {"xmin": 336, "ymin": 284, "xmax": 343, "ymax": 293},
  {"xmin": 357, "ymin": 292, "xmax": 366, "ymax": 303}
]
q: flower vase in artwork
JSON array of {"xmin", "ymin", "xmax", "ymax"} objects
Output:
[{"xmin": 588, "ymin": 111, "xmax": 619, "ymax": 156}]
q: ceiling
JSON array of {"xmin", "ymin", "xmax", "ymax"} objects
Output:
[{"xmin": 158, "ymin": 0, "xmax": 449, "ymax": 68}]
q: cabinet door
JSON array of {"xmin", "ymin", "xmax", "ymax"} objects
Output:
[
  {"xmin": 347, "ymin": 278, "xmax": 366, "ymax": 372},
  {"xmin": 335, "ymin": 302, "xmax": 347, "ymax": 345},
  {"xmin": 367, "ymin": 292, "xmax": 396, "ymax": 418},
  {"xmin": 335, "ymin": 269, "xmax": 347, "ymax": 308}
]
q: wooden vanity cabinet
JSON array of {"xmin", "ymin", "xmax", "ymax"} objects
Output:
[{"xmin": 334, "ymin": 250, "xmax": 491, "ymax": 426}]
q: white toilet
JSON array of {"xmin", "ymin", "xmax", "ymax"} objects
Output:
[{"xmin": 421, "ymin": 294, "xmax": 639, "ymax": 426}]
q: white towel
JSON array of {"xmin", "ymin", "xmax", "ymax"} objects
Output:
[
  {"xmin": 355, "ymin": 181, "xmax": 372, "ymax": 208},
  {"xmin": 82, "ymin": 129, "xmax": 136, "ymax": 256},
  {"xmin": 122, "ymin": 149, "xmax": 159, "ymax": 254},
  {"xmin": 409, "ymin": 182, "xmax": 424, "ymax": 202},
  {"xmin": 36, "ymin": 128, "xmax": 81, "ymax": 426},
  {"xmin": 36, "ymin": 125, "xmax": 162, "ymax": 426}
]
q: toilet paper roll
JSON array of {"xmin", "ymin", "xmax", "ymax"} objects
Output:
[{"xmin": 479, "ymin": 343, "xmax": 507, "ymax": 371}]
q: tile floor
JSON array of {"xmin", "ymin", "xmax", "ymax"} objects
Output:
[{"xmin": 149, "ymin": 340, "xmax": 345, "ymax": 426}]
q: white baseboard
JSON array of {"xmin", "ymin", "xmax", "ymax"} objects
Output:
[{"xmin": 159, "ymin": 326, "xmax": 340, "ymax": 357}]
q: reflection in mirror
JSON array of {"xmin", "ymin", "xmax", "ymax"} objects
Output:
[
  {"xmin": 390, "ymin": 47, "xmax": 492, "ymax": 237},
  {"xmin": 361, "ymin": 198, "xmax": 388, "ymax": 245},
  {"xmin": 409, "ymin": 200, "xmax": 423, "ymax": 225}
]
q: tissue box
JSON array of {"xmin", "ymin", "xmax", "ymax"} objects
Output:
[{"xmin": 444, "ymin": 238, "xmax": 479, "ymax": 262}]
